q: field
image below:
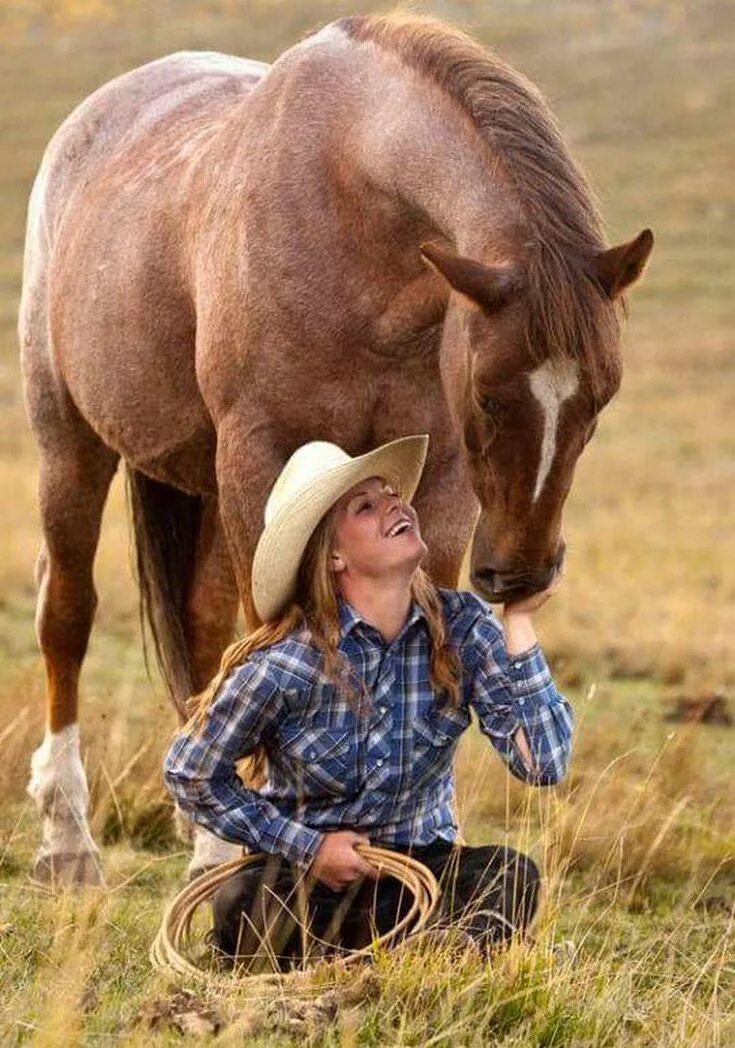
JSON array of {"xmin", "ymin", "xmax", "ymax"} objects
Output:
[{"xmin": 0, "ymin": 1, "xmax": 733, "ymax": 1045}]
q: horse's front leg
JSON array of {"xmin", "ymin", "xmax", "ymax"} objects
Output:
[
  {"xmin": 214, "ymin": 417, "xmax": 286, "ymax": 629},
  {"xmin": 411, "ymin": 445, "xmax": 479, "ymax": 589},
  {"xmin": 155, "ymin": 414, "xmax": 281, "ymax": 875}
]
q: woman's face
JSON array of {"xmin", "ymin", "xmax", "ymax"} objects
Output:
[{"xmin": 329, "ymin": 475, "xmax": 427, "ymax": 583}]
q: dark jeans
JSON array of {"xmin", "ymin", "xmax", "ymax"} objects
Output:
[{"xmin": 211, "ymin": 841, "xmax": 540, "ymax": 970}]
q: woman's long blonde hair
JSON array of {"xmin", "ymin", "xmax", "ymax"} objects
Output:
[{"xmin": 186, "ymin": 497, "xmax": 462, "ymax": 783}]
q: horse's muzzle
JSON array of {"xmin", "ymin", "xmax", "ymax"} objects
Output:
[{"xmin": 470, "ymin": 545, "xmax": 565, "ymax": 605}]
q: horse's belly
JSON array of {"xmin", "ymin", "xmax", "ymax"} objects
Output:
[{"xmin": 125, "ymin": 423, "xmax": 218, "ymax": 496}]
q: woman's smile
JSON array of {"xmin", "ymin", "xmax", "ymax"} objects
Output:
[
  {"xmin": 383, "ymin": 509, "xmax": 417, "ymax": 538},
  {"xmin": 385, "ymin": 520, "xmax": 413, "ymax": 538}
]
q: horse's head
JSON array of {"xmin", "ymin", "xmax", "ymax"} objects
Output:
[{"xmin": 422, "ymin": 229, "xmax": 654, "ymax": 604}]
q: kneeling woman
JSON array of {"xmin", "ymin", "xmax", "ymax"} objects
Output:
[{"xmin": 164, "ymin": 434, "xmax": 573, "ymax": 966}]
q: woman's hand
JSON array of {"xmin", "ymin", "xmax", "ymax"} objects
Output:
[
  {"xmin": 503, "ymin": 568, "xmax": 564, "ymax": 617},
  {"xmin": 310, "ymin": 830, "xmax": 378, "ymax": 891},
  {"xmin": 502, "ymin": 570, "xmax": 564, "ymax": 655}
]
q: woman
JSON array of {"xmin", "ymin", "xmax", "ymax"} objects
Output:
[{"xmin": 164, "ymin": 434, "xmax": 573, "ymax": 967}]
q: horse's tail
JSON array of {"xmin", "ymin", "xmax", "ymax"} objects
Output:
[{"xmin": 125, "ymin": 467, "xmax": 202, "ymax": 718}]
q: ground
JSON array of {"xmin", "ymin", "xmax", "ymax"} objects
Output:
[{"xmin": 0, "ymin": 1, "xmax": 733, "ymax": 1045}]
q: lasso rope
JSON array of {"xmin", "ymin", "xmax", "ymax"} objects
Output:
[{"xmin": 151, "ymin": 844, "xmax": 440, "ymax": 987}]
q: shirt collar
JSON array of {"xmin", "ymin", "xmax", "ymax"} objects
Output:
[{"xmin": 337, "ymin": 594, "xmax": 427, "ymax": 644}]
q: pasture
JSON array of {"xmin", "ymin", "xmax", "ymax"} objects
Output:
[{"xmin": 0, "ymin": 1, "xmax": 733, "ymax": 1044}]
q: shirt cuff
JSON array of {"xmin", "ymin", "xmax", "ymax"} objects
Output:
[
  {"xmin": 505, "ymin": 640, "xmax": 542, "ymax": 670},
  {"xmin": 505, "ymin": 642, "xmax": 558, "ymax": 702}
]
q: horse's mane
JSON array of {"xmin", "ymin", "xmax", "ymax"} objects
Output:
[{"xmin": 338, "ymin": 14, "xmax": 622, "ymax": 397}]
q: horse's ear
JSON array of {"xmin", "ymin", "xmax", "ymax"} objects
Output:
[
  {"xmin": 592, "ymin": 228, "xmax": 654, "ymax": 299},
  {"xmin": 420, "ymin": 242, "xmax": 522, "ymax": 313}
]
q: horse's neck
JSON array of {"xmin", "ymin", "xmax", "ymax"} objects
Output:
[
  {"xmin": 353, "ymin": 64, "xmax": 522, "ymax": 264},
  {"xmin": 242, "ymin": 31, "xmax": 522, "ymax": 252},
  {"xmin": 339, "ymin": 76, "xmax": 522, "ymax": 347},
  {"xmin": 206, "ymin": 36, "xmax": 523, "ymax": 346}
]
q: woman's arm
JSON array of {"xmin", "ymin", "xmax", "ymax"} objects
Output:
[
  {"xmin": 163, "ymin": 656, "xmax": 324, "ymax": 866},
  {"xmin": 462, "ymin": 580, "xmax": 574, "ymax": 786},
  {"xmin": 503, "ymin": 595, "xmax": 555, "ymax": 775}
]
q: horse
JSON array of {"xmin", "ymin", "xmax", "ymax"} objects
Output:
[{"xmin": 19, "ymin": 14, "xmax": 653, "ymax": 884}]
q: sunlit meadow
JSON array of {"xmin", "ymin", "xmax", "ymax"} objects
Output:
[{"xmin": 0, "ymin": 1, "xmax": 732, "ymax": 1045}]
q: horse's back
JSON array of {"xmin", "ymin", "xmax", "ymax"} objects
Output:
[{"xmin": 28, "ymin": 50, "xmax": 268, "ymax": 254}]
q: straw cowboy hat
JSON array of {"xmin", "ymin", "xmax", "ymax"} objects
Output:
[{"xmin": 251, "ymin": 434, "xmax": 430, "ymax": 622}]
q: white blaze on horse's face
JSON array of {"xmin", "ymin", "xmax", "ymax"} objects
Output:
[{"xmin": 528, "ymin": 357, "xmax": 580, "ymax": 503}]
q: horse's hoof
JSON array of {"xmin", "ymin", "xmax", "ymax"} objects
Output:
[{"xmin": 31, "ymin": 851, "xmax": 103, "ymax": 887}]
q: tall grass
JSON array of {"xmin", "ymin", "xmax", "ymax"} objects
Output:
[{"xmin": 1, "ymin": 704, "xmax": 731, "ymax": 1044}]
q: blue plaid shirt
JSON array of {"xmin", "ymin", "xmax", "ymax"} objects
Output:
[{"xmin": 164, "ymin": 588, "xmax": 574, "ymax": 867}]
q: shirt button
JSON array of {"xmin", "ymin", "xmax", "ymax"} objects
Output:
[
  {"xmin": 518, "ymin": 698, "xmax": 525, "ymax": 705},
  {"xmin": 379, "ymin": 706, "xmax": 387, "ymax": 713},
  {"xmin": 513, "ymin": 661, "xmax": 522, "ymax": 670},
  {"xmin": 307, "ymin": 750, "xmax": 315, "ymax": 759},
  {"xmin": 376, "ymin": 758, "xmax": 384, "ymax": 767}
]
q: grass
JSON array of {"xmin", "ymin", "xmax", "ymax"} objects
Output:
[
  {"xmin": 0, "ymin": 0, "xmax": 733, "ymax": 1044},
  {"xmin": 1, "ymin": 684, "xmax": 732, "ymax": 1045}
]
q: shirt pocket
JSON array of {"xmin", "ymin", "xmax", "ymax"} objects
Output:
[
  {"xmin": 277, "ymin": 722, "xmax": 359, "ymax": 799},
  {"xmin": 411, "ymin": 705, "xmax": 469, "ymax": 789},
  {"xmin": 414, "ymin": 705, "xmax": 469, "ymax": 747}
]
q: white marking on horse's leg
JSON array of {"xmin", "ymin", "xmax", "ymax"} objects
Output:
[
  {"xmin": 27, "ymin": 724, "xmax": 103, "ymax": 883},
  {"xmin": 528, "ymin": 358, "xmax": 579, "ymax": 503},
  {"xmin": 189, "ymin": 825, "xmax": 241, "ymax": 875}
]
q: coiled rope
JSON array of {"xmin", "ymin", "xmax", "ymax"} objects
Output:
[{"xmin": 151, "ymin": 844, "xmax": 439, "ymax": 986}]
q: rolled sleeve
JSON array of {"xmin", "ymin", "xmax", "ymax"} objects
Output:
[
  {"xmin": 460, "ymin": 599, "xmax": 574, "ymax": 786},
  {"xmin": 163, "ymin": 654, "xmax": 323, "ymax": 866}
]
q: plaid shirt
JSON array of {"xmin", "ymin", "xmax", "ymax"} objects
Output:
[{"xmin": 164, "ymin": 588, "xmax": 574, "ymax": 866}]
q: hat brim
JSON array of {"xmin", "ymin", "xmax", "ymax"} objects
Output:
[{"xmin": 252, "ymin": 434, "xmax": 429, "ymax": 622}]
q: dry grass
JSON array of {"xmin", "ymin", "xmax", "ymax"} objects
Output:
[
  {"xmin": 1, "ymin": 706, "xmax": 732, "ymax": 1044},
  {"xmin": 0, "ymin": 0, "xmax": 733, "ymax": 1044}
]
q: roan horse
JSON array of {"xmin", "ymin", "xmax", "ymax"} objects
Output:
[{"xmin": 20, "ymin": 15, "xmax": 653, "ymax": 884}]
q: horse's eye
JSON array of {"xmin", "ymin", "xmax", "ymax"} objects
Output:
[{"xmin": 480, "ymin": 396, "xmax": 502, "ymax": 420}]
